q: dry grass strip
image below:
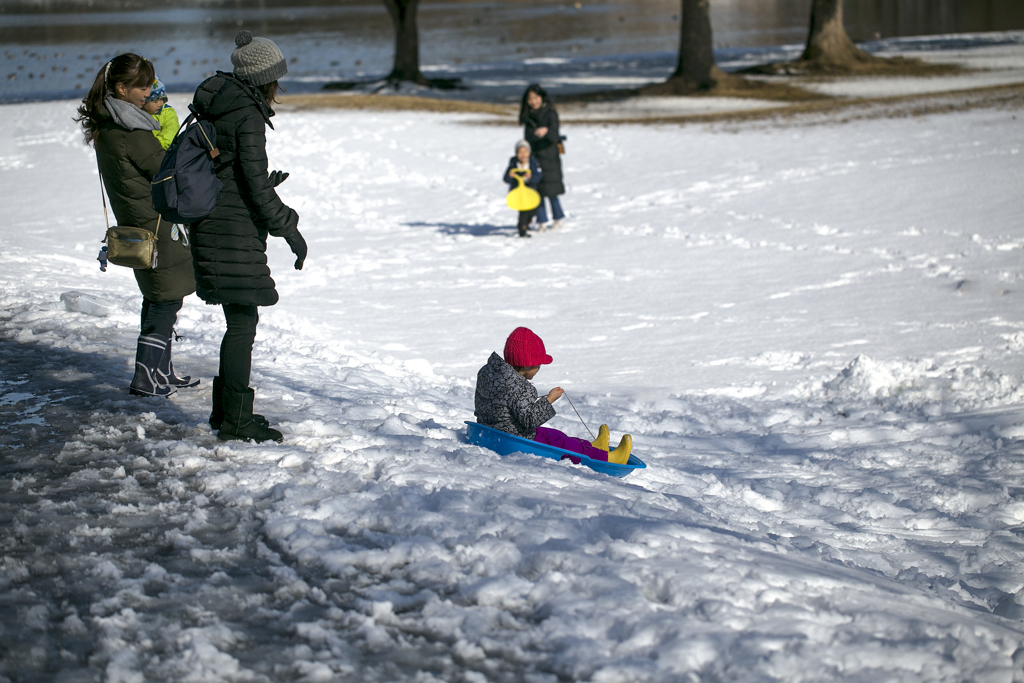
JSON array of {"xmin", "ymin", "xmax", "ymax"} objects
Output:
[
  {"xmin": 558, "ymin": 82, "xmax": 1024, "ymax": 128},
  {"xmin": 743, "ymin": 55, "xmax": 963, "ymax": 79},
  {"xmin": 279, "ymin": 93, "xmax": 515, "ymax": 116},
  {"xmin": 276, "ymin": 82, "xmax": 1024, "ymax": 129}
]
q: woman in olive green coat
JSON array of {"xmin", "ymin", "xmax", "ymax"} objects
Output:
[{"xmin": 76, "ymin": 54, "xmax": 197, "ymax": 397}]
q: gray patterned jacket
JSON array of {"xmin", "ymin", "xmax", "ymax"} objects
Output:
[{"xmin": 474, "ymin": 352, "xmax": 556, "ymax": 439}]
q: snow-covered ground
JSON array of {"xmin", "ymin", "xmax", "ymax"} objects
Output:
[{"xmin": 3, "ymin": 64, "xmax": 1024, "ymax": 681}]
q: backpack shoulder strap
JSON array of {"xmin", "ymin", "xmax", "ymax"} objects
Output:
[
  {"xmin": 187, "ymin": 104, "xmax": 219, "ymax": 158},
  {"xmin": 166, "ymin": 111, "xmax": 196, "ymax": 149}
]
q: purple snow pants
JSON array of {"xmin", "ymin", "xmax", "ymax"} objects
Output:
[{"xmin": 535, "ymin": 426, "xmax": 608, "ymax": 463}]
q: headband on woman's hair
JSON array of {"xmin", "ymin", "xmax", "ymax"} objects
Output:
[{"xmin": 103, "ymin": 55, "xmax": 150, "ymax": 92}]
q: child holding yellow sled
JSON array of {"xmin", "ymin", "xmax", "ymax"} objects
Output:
[
  {"xmin": 475, "ymin": 327, "xmax": 632, "ymax": 464},
  {"xmin": 503, "ymin": 140, "xmax": 543, "ymax": 238}
]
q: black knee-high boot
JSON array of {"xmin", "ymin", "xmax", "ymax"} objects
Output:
[
  {"xmin": 218, "ymin": 387, "xmax": 282, "ymax": 443},
  {"xmin": 209, "ymin": 376, "xmax": 270, "ymax": 431},
  {"xmin": 157, "ymin": 336, "xmax": 200, "ymax": 388},
  {"xmin": 129, "ymin": 335, "xmax": 175, "ymax": 397}
]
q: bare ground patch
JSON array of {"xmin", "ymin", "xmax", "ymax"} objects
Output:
[
  {"xmin": 278, "ymin": 93, "xmax": 515, "ymax": 117},
  {"xmin": 741, "ymin": 55, "xmax": 964, "ymax": 79},
  {"xmin": 629, "ymin": 71, "xmax": 828, "ymax": 103},
  {"xmin": 276, "ymin": 80, "xmax": 1024, "ymax": 129},
  {"xmin": 557, "ymin": 82, "xmax": 1024, "ymax": 128}
]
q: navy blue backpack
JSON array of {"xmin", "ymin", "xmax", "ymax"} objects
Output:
[{"xmin": 152, "ymin": 104, "xmax": 223, "ymax": 225}]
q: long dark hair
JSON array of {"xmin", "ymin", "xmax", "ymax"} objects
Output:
[
  {"xmin": 75, "ymin": 53, "xmax": 154, "ymax": 145},
  {"xmin": 259, "ymin": 80, "xmax": 281, "ymax": 106},
  {"xmin": 519, "ymin": 83, "xmax": 554, "ymax": 125}
]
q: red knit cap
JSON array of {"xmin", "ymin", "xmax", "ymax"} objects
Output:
[{"xmin": 503, "ymin": 327, "xmax": 553, "ymax": 367}]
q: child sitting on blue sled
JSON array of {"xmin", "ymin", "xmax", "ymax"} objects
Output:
[{"xmin": 474, "ymin": 327, "xmax": 632, "ymax": 464}]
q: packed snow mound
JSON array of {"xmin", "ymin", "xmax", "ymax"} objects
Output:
[
  {"xmin": 823, "ymin": 354, "xmax": 1024, "ymax": 415},
  {"xmin": 824, "ymin": 354, "xmax": 905, "ymax": 398}
]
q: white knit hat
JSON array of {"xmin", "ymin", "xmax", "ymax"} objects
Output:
[
  {"xmin": 231, "ymin": 31, "xmax": 287, "ymax": 87},
  {"xmin": 515, "ymin": 139, "xmax": 531, "ymax": 153}
]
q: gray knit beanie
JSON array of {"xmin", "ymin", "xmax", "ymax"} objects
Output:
[{"xmin": 231, "ymin": 30, "xmax": 287, "ymax": 87}]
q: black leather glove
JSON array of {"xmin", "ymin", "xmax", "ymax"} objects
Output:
[
  {"xmin": 284, "ymin": 228, "xmax": 307, "ymax": 270},
  {"xmin": 269, "ymin": 170, "xmax": 290, "ymax": 187}
]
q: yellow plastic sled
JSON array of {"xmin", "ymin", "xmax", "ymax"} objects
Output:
[{"xmin": 506, "ymin": 169, "xmax": 541, "ymax": 212}]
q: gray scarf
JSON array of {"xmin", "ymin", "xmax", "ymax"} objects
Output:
[{"xmin": 104, "ymin": 96, "xmax": 159, "ymax": 132}]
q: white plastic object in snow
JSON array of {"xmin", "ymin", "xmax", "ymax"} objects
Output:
[{"xmin": 60, "ymin": 291, "xmax": 117, "ymax": 317}]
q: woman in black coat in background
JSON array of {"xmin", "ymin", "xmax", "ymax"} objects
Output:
[
  {"xmin": 520, "ymin": 84, "xmax": 566, "ymax": 229},
  {"xmin": 190, "ymin": 31, "xmax": 307, "ymax": 443}
]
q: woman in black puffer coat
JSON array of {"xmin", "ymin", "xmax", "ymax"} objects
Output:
[
  {"xmin": 190, "ymin": 31, "xmax": 307, "ymax": 443},
  {"xmin": 76, "ymin": 53, "xmax": 198, "ymax": 398},
  {"xmin": 520, "ymin": 84, "xmax": 566, "ymax": 230}
]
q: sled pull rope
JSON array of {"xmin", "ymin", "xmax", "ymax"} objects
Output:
[{"xmin": 562, "ymin": 391, "xmax": 596, "ymax": 440}]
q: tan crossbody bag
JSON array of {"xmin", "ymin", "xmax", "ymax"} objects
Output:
[{"xmin": 98, "ymin": 157, "xmax": 158, "ymax": 270}]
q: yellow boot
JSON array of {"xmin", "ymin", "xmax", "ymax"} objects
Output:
[
  {"xmin": 591, "ymin": 424, "xmax": 610, "ymax": 451},
  {"xmin": 607, "ymin": 434, "xmax": 632, "ymax": 465}
]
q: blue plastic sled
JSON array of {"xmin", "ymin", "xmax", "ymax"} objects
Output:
[{"xmin": 465, "ymin": 421, "xmax": 647, "ymax": 478}]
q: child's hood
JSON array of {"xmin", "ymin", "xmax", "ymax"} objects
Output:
[{"xmin": 477, "ymin": 352, "xmax": 519, "ymax": 398}]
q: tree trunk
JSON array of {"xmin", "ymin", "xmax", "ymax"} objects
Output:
[
  {"xmin": 671, "ymin": 0, "xmax": 717, "ymax": 89},
  {"xmin": 802, "ymin": 0, "xmax": 870, "ymax": 66},
  {"xmin": 382, "ymin": 0, "xmax": 428, "ymax": 84}
]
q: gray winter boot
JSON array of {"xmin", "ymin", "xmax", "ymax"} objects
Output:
[
  {"xmin": 129, "ymin": 335, "xmax": 176, "ymax": 397},
  {"xmin": 217, "ymin": 387, "xmax": 282, "ymax": 443}
]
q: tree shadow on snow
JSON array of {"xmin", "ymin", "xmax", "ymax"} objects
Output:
[{"xmin": 404, "ymin": 220, "xmax": 517, "ymax": 238}]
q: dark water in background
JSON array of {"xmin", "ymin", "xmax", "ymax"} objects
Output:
[{"xmin": 2, "ymin": 0, "xmax": 1023, "ymax": 102}]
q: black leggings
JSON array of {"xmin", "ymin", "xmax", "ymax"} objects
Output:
[
  {"xmin": 140, "ymin": 298, "xmax": 182, "ymax": 338},
  {"xmin": 220, "ymin": 303, "xmax": 259, "ymax": 393}
]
